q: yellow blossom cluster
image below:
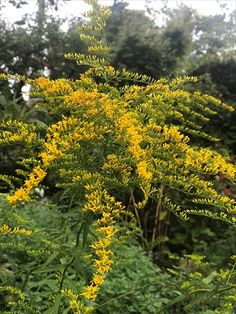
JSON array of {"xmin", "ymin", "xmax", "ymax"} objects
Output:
[
  {"xmin": 64, "ymin": 89, "xmax": 116, "ymax": 120},
  {"xmin": 162, "ymin": 125, "xmax": 189, "ymax": 144},
  {"xmin": 170, "ymin": 76, "xmax": 198, "ymax": 87},
  {"xmin": 0, "ymin": 130, "xmax": 37, "ymax": 145},
  {"xmin": 0, "ymin": 224, "xmax": 32, "ymax": 236},
  {"xmin": 185, "ymin": 147, "xmax": 236, "ymax": 179},
  {"xmin": 7, "ymin": 187, "xmax": 31, "ymax": 204},
  {"xmin": 61, "ymin": 289, "xmax": 93, "ymax": 314},
  {"xmin": 81, "ymin": 184, "xmax": 123, "ymax": 301},
  {"xmin": 41, "ymin": 140, "xmax": 65, "ymax": 167},
  {"xmin": 0, "ymin": 73, "xmax": 26, "ymax": 82},
  {"xmin": 115, "ymin": 111, "xmax": 143, "ymax": 158},
  {"xmin": 0, "ymin": 285, "xmax": 25, "ymax": 305},
  {"xmin": 0, "ymin": 120, "xmax": 38, "ymax": 146},
  {"xmin": 41, "ymin": 116, "xmax": 110, "ymax": 167},
  {"xmin": 7, "ymin": 166, "xmax": 46, "ymax": 205},
  {"xmin": 202, "ymin": 94, "xmax": 234, "ymax": 112},
  {"xmin": 114, "ymin": 109, "xmax": 153, "ymax": 184},
  {"xmin": 19, "ymin": 70, "xmax": 236, "ymax": 226},
  {"xmin": 102, "ymin": 154, "xmax": 132, "ymax": 185},
  {"xmin": 33, "ymin": 77, "xmax": 73, "ymax": 96},
  {"xmin": 137, "ymin": 161, "xmax": 152, "ymax": 180}
]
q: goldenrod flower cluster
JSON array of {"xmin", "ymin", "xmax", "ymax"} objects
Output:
[
  {"xmin": 185, "ymin": 147, "xmax": 236, "ymax": 179},
  {"xmin": 61, "ymin": 289, "xmax": 93, "ymax": 314},
  {"xmin": 137, "ymin": 161, "xmax": 152, "ymax": 181},
  {"xmin": 0, "ymin": 285, "xmax": 25, "ymax": 305},
  {"xmin": 7, "ymin": 166, "xmax": 46, "ymax": 205},
  {"xmin": 0, "ymin": 224, "xmax": 32, "ymax": 236},
  {"xmin": 0, "ymin": 120, "xmax": 38, "ymax": 146},
  {"xmin": 2, "ymin": 67, "xmax": 236, "ymax": 306},
  {"xmin": 33, "ymin": 77, "xmax": 73, "ymax": 96},
  {"xmin": 81, "ymin": 184, "xmax": 123, "ymax": 301},
  {"xmin": 102, "ymin": 154, "xmax": 132, "ymax": 185}
]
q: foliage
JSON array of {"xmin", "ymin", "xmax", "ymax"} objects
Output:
[
  {"xmin": 106, "ymin": 2, "xmax": 164, "ymax": 77},
  {"xmin": 106, "ymin": 2, "xmax": 193, "ymax": 78},
  {"xmin": 0, "ymin": 90, "xmax": 48, "ymax": 124},
  {"xmin": 162, "ymin": 254, "xmax": 236, "ymax": 314},
  {"xmin": 0, "ymin": 0, "xmax": 236, "ymax": 313},
  {"xmin": 1, "ymin": 191, "xmax": 234, "ymax": 313},
  {"xmin": 0, "ymin": 16, "xmax": 86, "ymax": 80},
  {"xmin": 95, "ymin": 243, "xmax": 172, "ymax": 314},
  {"xmin": 169, "ymin": 215, "xmax": 236, "ymax": 267}
]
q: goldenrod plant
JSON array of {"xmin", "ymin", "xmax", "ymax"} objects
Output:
[{"xmin": 0, "ymin": 0, "xmax": 235, "ymax": 312}]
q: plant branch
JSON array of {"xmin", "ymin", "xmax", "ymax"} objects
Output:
[{"xmin": 152, "ymin": 184, "xmax": 164, "ymax": 243}]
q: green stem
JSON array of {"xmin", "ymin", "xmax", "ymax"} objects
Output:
[
  {"xmin": 59, "ymin": 256, "xmax": 75, "ymax": 291},
  {"xmin": 157, "ymin": 288, "xmax": 211, "ymax": 313},
  {"xmin": 203, "ymin": 284, "xmax": 236, "ymax": 301},
  {"xmin": 59, "ymin": 228, "xmax": 82, "ymax": 291},
  {"xmin": 152, "ymin": 184, "xmax": 164, "ymax": 244},
  {"xmin": 158, "ymin": 285, "xmax": 236, "ymax": 313},
  {"xmin": 226, "ymin": 260, "xmax": 236, "ymax": 285}
]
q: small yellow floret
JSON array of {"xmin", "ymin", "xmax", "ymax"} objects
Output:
[
  {"xmin": 0, "ymin": 224, "xmax": 32, "ymax": 236},
  {"xmin": 137, "ymin": 161, "xmax": 152, "ymax": 180},
  {"xmin": 80, "ymin": 285, "xmax": 99, "ymax": 300}
]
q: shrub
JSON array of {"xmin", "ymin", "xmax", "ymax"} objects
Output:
[
  {"xmin": 163, "ymin": 254, "xmax": 236, "ymax": 314},
  {"xmin": 96, "ymin": 244, "xmax": 172, "ymax": 314},
  {"xmin": 0, "ymin": 0, "xmax": 235, "ymax": 312}
]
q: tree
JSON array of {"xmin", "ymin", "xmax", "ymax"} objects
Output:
[
  {"xmin": 0, "ymin": 0, "xmax": 87, "ymax": 105},
  {"xmin": 107, "ymin": 2, "xmax": 165, "ymax": 77},
  {"xmin": 0, "ymin": 0, "xmax": 87, "ymax": 80}
]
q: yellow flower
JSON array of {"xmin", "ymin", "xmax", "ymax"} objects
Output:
[
  {"xmin": 92, "ymin": 273, "xmax": 105, "ymax": 286},
  {"xmin": 25, "ymin": 166, "xmax": 47, "ymax": 192},
  {"xmin": 0, "ymin": 224, "xmax": 32, "ymax": 236},
  {"xmin": 93, "ymin": 258, "xmax": 113, "ymax": 273},
  {"xmin": 98, "ymin": 225, "xmax": 117, "ymax": 238},
  {"xmin": 80, "ymin": 285, "xmax": 99, "ymax": 300},
  {"xmin": 81, "ymin": 187, "xmax": 122, "ymax": 302},
  {"xmin": 137, "ymin": 161, "xmax": 152, "ymax": 180},
  {"xmin": 41, "ymin": 141, "xmax": 64, "ymax": 167},
  {"xmin": 7, "ymin": 166, "xmax": 46, "ymax": 205},
  {"xmin": 35, "ymin": 77, "xmax": 73, "ymax": 96},
  {"xmin": 97, "ymin": 212, "xmax": 112, "ymax": 225},
  {"xmin": 7, "ymin": 187, "xmax": 30, "ymax": 204},
  {"xmin": 61, "ymin": 288, "xmax": 93, "ymax": 313},
  {"xmin": 90, "ymin": 238, "xmax": 112, "ymax": 250}
]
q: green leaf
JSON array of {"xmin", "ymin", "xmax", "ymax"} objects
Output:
[
  {"xmin": 53, "ymin": 294, "xmax": 62, "ymax": 314},
  {"xmin": 28, "ymin": 279, "xmax": 58, "ymax": 290},
  {"xmin": 60, "ymin": 258, "xmax": 68, "ymax": 265},
  {"xmin": 74, "ymin": 249, "xmax": 88, "ymax": 282},
  {"xmin": 74, "ymin": 248, "xmax": 81, "ymax": 280},
  {"xmin": 34, "ymin": 252, "xmax": 60, "ymax": 273}
]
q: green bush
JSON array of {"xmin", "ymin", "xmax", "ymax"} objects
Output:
[
  {"xmin": 96, "ymin": 244, "xmax": 172, "ymax": 314},
  {"xmin": 163, "ymin": 254, "xmax": 236, "ymax": 314}
]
